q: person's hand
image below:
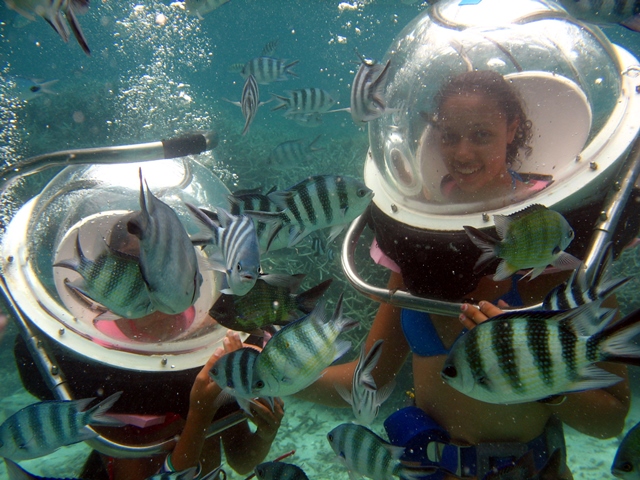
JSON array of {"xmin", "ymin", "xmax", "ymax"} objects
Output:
[
  {"xmin": 459, "ymin": 300, "xmax": 508, "ymax": 330},
  {"xmin": 249, "ymin": 397, "xmax": 284, "ymax": 442},
  {"xmin": 222, "ymin": 330, "xmax": 245, "ymax": 354},
  {"xmin": 189, "ymin": 348, "xmax": 225, "ymax": 419}
]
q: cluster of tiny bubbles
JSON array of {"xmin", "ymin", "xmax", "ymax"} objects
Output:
[
  {"xmin": 0, "ymin": 68, "xmax": 31, "ymax": 243},
  {"xmin": 105, "ymin": 1, "xmax": 216, "ymax": 142}
]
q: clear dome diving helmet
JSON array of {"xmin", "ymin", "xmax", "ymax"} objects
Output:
[
  {"xmin": 342, "ymin": 0, "xmax": 640, "ymax": 313},
  {"xmin": 0, "ymin": 133, "xmax": 248, "ymax": 456}
]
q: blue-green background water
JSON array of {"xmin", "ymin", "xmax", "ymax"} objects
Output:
[{"xmin": 1, "ymin": 1, "xmax": 640, "ymax": 479}]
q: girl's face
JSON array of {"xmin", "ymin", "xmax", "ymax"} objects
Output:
[{"xmin": 436, "ymin": 93, "xmax": 519, "ymax": 198}]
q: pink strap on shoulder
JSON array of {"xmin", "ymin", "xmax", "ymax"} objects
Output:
[{"xmin": 370, "ymin": 238, "xmax": 401, "ymax": 273}]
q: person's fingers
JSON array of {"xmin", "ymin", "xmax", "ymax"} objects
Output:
[
  {"xmin": 478, "ymin": 300, "xmax": 504, "ymax": 318},
  {"xmin": 459, "ymin": 303, "xmax": 488, "ymax": 329}
]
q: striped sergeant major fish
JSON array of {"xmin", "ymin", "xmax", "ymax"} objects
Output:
[
  {"xmin": 53, "ymin": 228, "xmax": 155, "ymax": 321},
  {"xmin": 0, "ymin": 392, "xmax": 124, "ymax": 461},
  {"xmin": 543, "ymin": 242, "xmax": 632, "ymax": 311},
  {"xmin": 209, "ymin": 347, "xmax": 274, "ymax": 415},
  {"xmin": 254, "ymin": 461, "xmax": 309, "ymax": 480},
  {"xmin": 186, "ymin": 204, "xmax": 260, "ymax": 296},
  {"xmin": 229, "ymin": 40, "xmax": 299, "ymax": 85},
  {"xmin": 209, "ymin": 275, "xmax": 333, "ymax": 334},
  {"xmin": 335, "ymin": 340, "xmax": 396, "ymax": 426},
  {"xmin": 127, "ymin": 169, "xmax": 203, "ymax": 314},
  {"xmin": 329, "ymin": 52, "xmax": 392, "ymax": 125},
  {"xmin": 272, "ymin": 88, "xmax": 337, "ymax": 115},
  {"xmin": 327, "ymin": 423, "xmax": 438, "ymax": 480},
  {"xmin": 267, "ymin": 135, "xmax": 323, "ymax": 165},
  {"xmin": 556, "ymin": 0, "xmax": 640, "ymax": 32},
  {"xmin": 224, "ymin": 74, "xmax": 267, "ymax": 135},
  {"xmin": 441, "ymin": 303, "xmax": 640, "ymax": 405},
  {"xmin": 350, "ymin": 54, "xmax": 392, "ymax": 124},
  {"xmin": 5, "ymin": 0, "xmax": 91, "ymax": 54},
  {"xmin": 252, "ymin": 295, "xmax": 358, "ymax": 397},
  {"xmin": 246, "ymin": 175, "xmax": 374, "ymax": 248}
]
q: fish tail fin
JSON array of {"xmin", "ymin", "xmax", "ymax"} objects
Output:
[
  {"xmin": 332, "ymin": 294, "xmax": 359, "ymax": 333},
  {"xmin": 45, "ymin": 12, "xmax": 70, "ymax": 43},
  {"xmin": 228, "ymin": 62, "xmax": 245, "ymax": 73},
  {"xmin": 63, "ymin": 5, "xmax": 90, "ymax": 55},
  {"xmin": 358, "ymin": 339, "xmax": 384, "ymax": 389},
  {"xmin": 598, "ymin": 308, "xmax": 640, "ymax": 366},
  {"xmin": 592, "ymin": 242, "xmax": 633, "ymax": 301},
  {"xmin": 52, "ymin": 228, "xmax": 85, "ymax": 271},
  {"xmin": 295, "ymin": 278, "xmax": 333, "ymax": 313},
  {"xmin": 463, "ymin": 225, "xmax": 498, "ymax": 273},
  {"xmin": 284, "ymin": 59, "xmax": 299, "ymax": 77},
  {"xmin": 38, "ymin": 78, "xmax": 59, "ymax": 95},
  {"xmin": 308, "ymin": 134, "xmax": 324, "ymax": 152},
  {"xmin": 270, "ymin": 93, "xmax": 289, "ymax": 111},
  {"xmin": 85, "ymin": 391, "xmax": 126, "ymax": 427}
]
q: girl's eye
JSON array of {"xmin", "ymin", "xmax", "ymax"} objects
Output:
[
  {"xmin": 440, "ymin": 133, "xmax": 460, "ymax": 146},
  {"xmin": 472, "ymin": 130, "xmax": 492, "ymax": 143}
]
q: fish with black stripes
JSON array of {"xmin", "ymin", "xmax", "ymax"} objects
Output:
[
  {"xmin": 267, "ymin": 135, "xmax": 323, "ymax": 165},
  {"xmin": 209, "ymin": 347, "xmax": 274, "ymax": 415},
  {"xmin": 209, "ymin": 274, "xmax": 332, "ymax": 334},
  {"xmin": 327, "ymin": 423, "xmax": 439, "ymax": 480},
  {"xmin": 330, "ymin": 52, "xmax": 393, "ymax": 125},
  {"xmin": 335, "ymin": 340, "xmax": 396, "ymax": 425},
  {"xmin": 53, "ymin": 228, "xmax": 154, "ymax": 321},
  {"xmin": 186, "ymin": 204, "xmax": 261, "ymax": 296},
  {"xmin": 251, "ymin": 295, "xmax": 358, "ymax": 397},
  {"xmin": 229, "ymin": 40, "xmax": 299, "ymax": 85},
  {"xmin": 5, "ymin": 0, "xmax": 91, "ymax": 54},
  {"xmin": 0, "ymin": 392, "xmax": 123, "ymax": 461},
  {"xmin": 543, "ymin": 241, "xmax": 632, "ymax": 310},
  {"xmin": 224, "ymin": 74, "xmax": 268, "ymax": 136},
  {"xmin": 272, "ymin": 88, "xmax": 337, "ymax": 115},
  {"xmin": 556, "ymin": 0, "xmax": 640, "ymax": 33},
  {"xmin": 245, "ymin": 174, "xmax": 374, "ymax": 248},
  {"xmin": 441, "ymin": 303, "xmax": 640, "ymax": 404},
  {"xmin": 126, "ymin": 170, "xmax": 203, "ymax": 314}
]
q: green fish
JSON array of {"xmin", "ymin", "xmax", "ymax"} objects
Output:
[
  {"xmin": 54, "ymin": 229, "xmax": 154, "ymax": 320},
  {"xmin": 252, "ymin": 294, "xmax": 358, "ymax": 397},
  {"xmin": 209, "ymin": 275, "xmax": 332, "ymax": 333},
  {"xmin": 464, "ymin": 204, "xmax": 581, "ymax": 281},
  {"xmin": 612, "ymin": 421, "xmax": 640, "ymax": 479}
]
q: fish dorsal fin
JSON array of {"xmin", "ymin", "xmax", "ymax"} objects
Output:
[
  {"xmin": 494, "ymin": 204, "xmax": 548, "ymax": 238},
  {"xmin": 267, "ymin": 190, "xmax": 295, "ymax": 210},
  {"xmin": 261, "ymin": 39, "xmax": 278, "ymax": 56}
]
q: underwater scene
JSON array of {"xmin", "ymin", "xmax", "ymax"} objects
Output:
[{"xmin": 1, "ymin": 0, "xmax": 640, "ymax": 479}]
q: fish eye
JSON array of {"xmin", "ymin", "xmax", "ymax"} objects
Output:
[
  {"xmin": 210, "ymin": 367, "xmax": 218, "ymax": 376},
  {"xmin": 442, "ymin": 365, "xmax": 457, "ymax": 378},
  {"xmin": 254, "ymin": 380, "xmax": 265, "ymax": 389},
  {"xmin": 236, "ymin": 263, "xmax": 242, "ymax": 272},
  {"xmin": 327, "ymin": 433, "xmax": 333, "ymax": 442},
  {"xmin": 621, "ymin": 462, "xmax": 634, "ymax": 472},
  {"xmin": 568, "ymin": 230, "xmax": 575, "ymax": 238},
  {"xmin": 357, "ymin": 188, "xmax": 369, "ymax": 198}
]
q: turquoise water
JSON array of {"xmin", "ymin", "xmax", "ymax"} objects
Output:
[{"xmin": 1, "ymin": 1, "xmax": 640, "ymax": 479}]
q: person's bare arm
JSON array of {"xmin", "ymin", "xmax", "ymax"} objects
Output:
[{"xmin": 296, "ymin": 271, "xmax": 410, "ymax": 406}]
